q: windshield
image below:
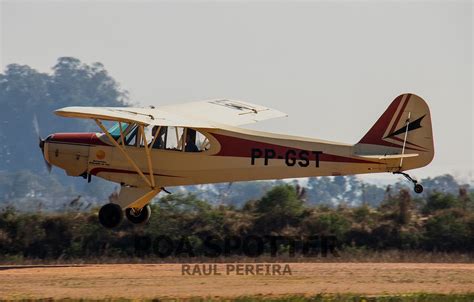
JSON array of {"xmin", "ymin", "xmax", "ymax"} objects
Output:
[{"xmin": 108, "ymin": 122, "xmax": 129, "ymax": 139}]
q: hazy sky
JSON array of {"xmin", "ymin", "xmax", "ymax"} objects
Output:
[{"xmin": 1, "ymin": 0, "xmax": 472, "ymax": 183}]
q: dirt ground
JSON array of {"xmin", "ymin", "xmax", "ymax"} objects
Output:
[{"xmin": 0, "ymin": 263, "xmax": 473, "ymax": 299}]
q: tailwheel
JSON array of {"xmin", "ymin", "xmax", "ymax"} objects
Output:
[
  {"xmin": 99, "ymin": 203, "xmax": 123, "ymax": 228},
  {"xmin": 393, "ymin": 171, "xmax": 424, "ymax": 194},
  {"xmin": 414, "ymin": 184, "xmax": 424, "ymax": 194},
  {"xmin": 125, "ymin": 204, "xmax": 151, "ymax": 225}
]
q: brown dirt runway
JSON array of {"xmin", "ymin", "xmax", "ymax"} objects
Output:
[{"xmin": 0, "ymin": 263, "xmax": 473, "ymax": 299}]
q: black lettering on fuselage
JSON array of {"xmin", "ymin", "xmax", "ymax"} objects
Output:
[
  {"xmin": 264, "ymin": 149, "xmax": 276, "ymax": 166},
  {"xmin": 285, "ymin": 150, "xmax": 297, "ymax": 166},
  {"xmin": 250, "ymin": 148, "xmax": 323, "ymax": 168},
  {"xmin": 251, "ymin": 148, "xmax": 262, "ymax": 165},
  {"xmin": 312, "ymin": 151, "xmax": 323, "ymax": 167},
  {"xmin": 298, "ymin": 150, "xmax": 309, "ymax": 167}
]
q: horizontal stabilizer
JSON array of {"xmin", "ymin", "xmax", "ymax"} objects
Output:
[{"xmin": 357, "ymin": 153, "xmax": 419, "ymax": 160}]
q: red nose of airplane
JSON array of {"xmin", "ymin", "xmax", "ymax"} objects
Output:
[
  {"xmin": 44, "ymin": 132, "xmax": 104, "ymax": 177},
  {"xmin": 39, "ymin": 134, "xmax": 53, "ymax": 173},
  {"xmin": 48, "ymin": 132, "xmax": 101, "ymax": 145}
]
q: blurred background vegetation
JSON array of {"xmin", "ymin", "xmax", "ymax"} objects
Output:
[
  {"xmin": 0, "ymin": 184, "xmax": 472, "ymax": 262},
  {"xmin": 0, "ymin": 58, "xmax": 472, "ymax": 262}
]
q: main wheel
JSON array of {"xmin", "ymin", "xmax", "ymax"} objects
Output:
[
  {"xmin": 414, "ymin": 184, "xmax": 424, "ymax": 194},
  {"xmin": 99, "ymin": 203, "xmax": 123, "ymax": 228},
  {"xmin": 125, "ymin": 205, "xmax": 151, "ymax": 225}
]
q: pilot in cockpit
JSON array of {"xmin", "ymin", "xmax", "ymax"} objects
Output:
[
  {"xmin": 151, "ymin": 126, "xmax": 167, "ymax": 149},
  {"xmin": 185, "ymin": 129, "xmax": 199, "ymax": 152}
]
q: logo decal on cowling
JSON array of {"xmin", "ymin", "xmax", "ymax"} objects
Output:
[{"xmin": 96, "ymin": 150, "xmax": 106, "ymax": 160}]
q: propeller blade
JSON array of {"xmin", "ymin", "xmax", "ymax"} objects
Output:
[
  {"xmin": 44, "ymin": 157, "xmax": 52, "ymax": 174},
  {"xmin": 33, "ymin": 114, "xmax": 40, "ymax": 138},
  {"xmin": 34, "ymin": 114, "xmax": 52, "ymax": 173}
]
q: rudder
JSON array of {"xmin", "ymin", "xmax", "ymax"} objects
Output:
[{"xmin": 355, "ymin": 93, "xmax": 434, "ymax": 171}]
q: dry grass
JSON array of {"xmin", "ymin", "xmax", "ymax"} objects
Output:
[
  {"xmin": 0, "ymin": 263, "xmax": 473, "ymax": 300},
  {"xmin": 1, "ymin": 250, "xmax": 473, "ymax": 265}
]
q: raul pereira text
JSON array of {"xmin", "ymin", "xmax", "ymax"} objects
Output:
[{"xmin": 182, "ymin": 264, "xmax": 292, "ymax": 276}]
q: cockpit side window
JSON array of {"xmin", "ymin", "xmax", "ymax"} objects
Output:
[
  {"xmin": 139, "ymin": 125, "xmax": 154, "ymax": 147},
  {"xmin": 149, "ymin": 126, "xmax": 167, "ymax": 149},
  {"xmin": 125, "ymin": 125, "xmax": 139, "ymax": 146},
  {"xmin": 184, "ymin": 129, "xmax": 199, "ymax": 152},
  {"xmin": 108, "ymin": 122, "xmax": 129, "ymax": 140},
  {"xmin": 165, "ymin": 126, "xmax": 184, "ymax": 151}
]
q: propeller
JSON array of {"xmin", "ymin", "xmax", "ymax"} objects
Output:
[{"xmin": 34, "ymin": 114, "xmax": 52, "ymax": 173}]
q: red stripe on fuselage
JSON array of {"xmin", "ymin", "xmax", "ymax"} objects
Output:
[
  {"xmin": 90, "ymin": 167, "xmax": 181, "ymax": 177},
  {"xmin": 49, "ymin": 133, "xmax": 109, "ymax": 146},
  {"xmin": 211, "ymin": 133, "xmax": 378, "ymax": 164}
]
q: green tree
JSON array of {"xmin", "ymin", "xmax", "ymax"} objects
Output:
[
  {"xmin": 255, "ymin": 185, "xmax": 304, "ymax": 217},
  {"xmin": 422, "ymin": 192, "xmax": 460, "ymax": 214},
  {"xmin": 252, "ymin": 185, "xmax": 305, "ymax": 233},
  {"xmin": 397, "ymin": 189, "xmax": 412, "ymax": 225},
  {"xmin": 423, "ymin": 209, "xmax": 472, "ymax": 251},
  {"xmin": 301, "ymin": 211, "xmax": 351, "ymax": 239},
  {"xmin": 0, "ymin": 57, "xmax": 128, "ymax": 173}
]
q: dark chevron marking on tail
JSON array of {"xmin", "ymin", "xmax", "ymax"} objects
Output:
[{"xmin": 384, "ymin": 115, "xmax": 426, "ymax": 139}]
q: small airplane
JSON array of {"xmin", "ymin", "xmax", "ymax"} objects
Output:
[{"xmin": 38, "ymin": 93, "xmax": 434, "ymax": 228}]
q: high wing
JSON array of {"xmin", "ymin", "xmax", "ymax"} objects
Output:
[
  {"xmin": 158, "ymin": 99, "xmax": 287, "ymax": 126},
  {"xmin": 54, "ymin": 106, "xmax": 212, "ymax": 128},
  {"xmin": 55, "ymin": 99, "xmax": 287, "ymax": 128}
]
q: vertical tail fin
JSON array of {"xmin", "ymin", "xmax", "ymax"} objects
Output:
[{"xmin": 355, "ymin": 93, "xmax": 434, "ymax": 171}]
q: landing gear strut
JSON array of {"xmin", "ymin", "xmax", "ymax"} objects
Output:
[
  {"xmin": 99, "ymin": 203, "xmax": 123, "ymax": 228},
  {"xmin": 125, "ymin": 205, "xmax": 152, "ymax": 224},
  {"xmin": 393, "ymin": 172, "xmax": 423, "ymax": 194}
]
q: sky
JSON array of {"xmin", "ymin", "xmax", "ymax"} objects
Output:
[{"xmin": 1, "ymin": 0, "xmax": 473, "ymax": 184}]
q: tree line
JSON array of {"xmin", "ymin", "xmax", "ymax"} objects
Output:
[
  {"xmin": 0, "ymin": 57, "xmax": 128, "ymax": 173},
  {"xmin": 0, "ymin": 184, "xmax": 472, "ymax": 261}
]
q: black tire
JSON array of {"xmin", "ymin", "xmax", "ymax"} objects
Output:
[
  {"xmin": 99, "ymin": 203, "xmax": 123, "ymax": 228},
  {"xmin": 414, "ymin": 184, "xmax": 424, "ymax": 194},
  {"xmin": 125, "ymin": 205, "xmax": 151, "ymax": 224}
]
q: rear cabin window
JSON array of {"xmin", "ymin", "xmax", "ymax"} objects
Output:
[
  {"xmin": 147, "ymin": 126, "xmax": 210, "ymax": 152},
  {"xmin": 196, "ymin": 130, "xmax": 210, "ymax": 151},
  {"xmin": 140, "ymin": 126, "xmax": 154, "ymax": 147},
  {"xmin": 169, "ymin": 126, "xmax": 185, "ymax": 150}
]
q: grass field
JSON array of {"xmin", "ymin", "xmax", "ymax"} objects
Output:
[{"xmin": 0, "ymin": 263, "xmax": 473, "ymax": 300}]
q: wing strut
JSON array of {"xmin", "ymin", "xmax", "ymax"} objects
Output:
[
  {"xmin": 126, "ymin": 189, "xmax": 161, "ymax": 209},
  {"xmin": 95, "ymin": 119, "xmax": 153, "ymax": 188},
  {"xmin": 139, "ymin": 125, "xmax": 156, "ymax": 188},
  {"xmin": 399, "ymin": 111, "xmax": 411, "ymax": 169}
]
